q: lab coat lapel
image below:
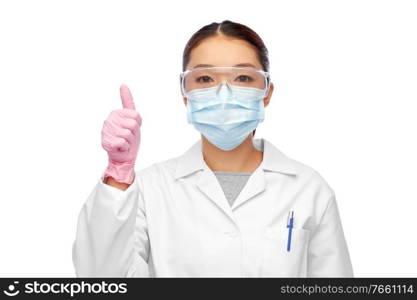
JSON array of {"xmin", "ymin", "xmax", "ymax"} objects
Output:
[
  {"xmin": 231, "ymin": 138, "xmax": 298, "ymax": 210},
  {"xmin": 196, "ymin": 165, "xmax": 237, "ymax": 223},
  {"xmin": 174, "ymin": 140, "xmax": 236, "ymax": 223},
  {"xmin": 231, "ymin": 161, "xmax": 266, "ymax": 211}
]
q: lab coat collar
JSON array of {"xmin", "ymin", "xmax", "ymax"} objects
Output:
[{"xmin": 174, "ymin": 138, "xmax": 297, "ymax": 179}]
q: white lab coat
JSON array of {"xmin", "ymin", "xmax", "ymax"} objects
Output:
[{"xmin": 72, "ymin": 138, "xmax": 353, "ymax": 277}]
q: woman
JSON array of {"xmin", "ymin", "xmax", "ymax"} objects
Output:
[{"xmin": 72, "ymin": 20, "xmax": 353, "ymax": 277}]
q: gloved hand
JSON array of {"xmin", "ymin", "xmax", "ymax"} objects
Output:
[{"xmin": 101, "ymin": 84, "xmax": 142, "ymax": 184}]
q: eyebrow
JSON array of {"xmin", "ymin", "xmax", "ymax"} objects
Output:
[{"xmin": 191, "ymin": 63, "xmax": 257, "ymax": 69}]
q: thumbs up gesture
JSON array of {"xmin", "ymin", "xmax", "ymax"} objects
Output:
[{"xmin": 101, "ymin": 84, "xmax": 142, "ymax": 184}]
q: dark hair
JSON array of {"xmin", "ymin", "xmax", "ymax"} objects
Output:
[{"xmin": 182, "ymin": 20, "xmax": 269, "ymax": 72}]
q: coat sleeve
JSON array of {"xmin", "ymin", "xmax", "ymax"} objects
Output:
[
  {"xmin": 72, "ymin": 171, "xmax": 150, "ymax": 277},
  {"xmin": 307, "ymin": 193, "xmax": 354, "ymax": 277}
]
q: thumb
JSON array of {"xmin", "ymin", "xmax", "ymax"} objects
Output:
[{"xmin": 120, "ymin": 84, "xmax": 136, "ymax": 110}]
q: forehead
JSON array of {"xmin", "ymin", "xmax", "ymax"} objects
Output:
[{"xmin": 187, "ymin": 35, "xmax": 262, "ymax": 69}]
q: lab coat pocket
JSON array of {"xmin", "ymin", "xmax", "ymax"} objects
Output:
[{"xmin": 261, "ymin": 227, "xmax": 310, "ymax": 277}]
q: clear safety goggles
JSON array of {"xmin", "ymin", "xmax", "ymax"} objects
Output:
[{"xmin": 180, "ymin": 66, "xmax": 270, "ymax": 96}]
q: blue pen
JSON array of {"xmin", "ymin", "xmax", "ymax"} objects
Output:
[{"xmin": 286, "ymin": 211, "xmax": 294, "ymax": 252}]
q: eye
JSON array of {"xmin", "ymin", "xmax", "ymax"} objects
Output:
[
  {"xmin": 235, "ymin": 75, "xmax": 253, "ymax": 82},
  {"xmin": 196, "ymin": 75, "xmax": 214, "ymax": 83}
]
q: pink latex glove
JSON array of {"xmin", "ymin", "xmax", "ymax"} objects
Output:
[{"xmin": 101, "ymin": 84, "xmax": 142, "ymax": 184}]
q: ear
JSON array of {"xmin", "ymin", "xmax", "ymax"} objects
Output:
[{"xmin": 263, "ymin": 82, "xmax": 274, "ymax": 107}]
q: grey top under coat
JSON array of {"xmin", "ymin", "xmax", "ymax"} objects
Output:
[{"xmin": 213, "ymin": 171, "xmax": 253, "ymax": 206}]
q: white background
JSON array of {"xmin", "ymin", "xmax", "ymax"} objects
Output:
[{"xmin": 0, "ymin": 0, "xmax": 416, "ymax": 277}]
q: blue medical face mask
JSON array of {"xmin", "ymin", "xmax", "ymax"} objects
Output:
[{"xmin": 186, "ymin": 82, "xmax": 266, "ymax": 151}]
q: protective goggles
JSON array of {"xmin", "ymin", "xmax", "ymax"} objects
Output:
[{"xmin": 180, "ymin": 66, "xmax": 270, "ymax": 96}]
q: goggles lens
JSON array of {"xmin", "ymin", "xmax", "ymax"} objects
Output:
[{"xmin": 181, "ymin": 66, "xmax": 269, "ymax": 94}]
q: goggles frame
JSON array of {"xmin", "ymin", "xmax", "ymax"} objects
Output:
[{"xmin": 179, "ymin": 66, "xmax": 271, "ymax": 97}]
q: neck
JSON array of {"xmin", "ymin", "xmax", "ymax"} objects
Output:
[{"xmin": 201, "ymin": 134, "xmax": 263, "ymax": 173}]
